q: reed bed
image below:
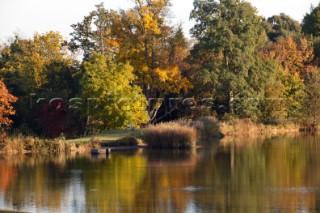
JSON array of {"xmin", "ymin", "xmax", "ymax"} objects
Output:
[
  {"xmin": 219, "ymin": 118, "xmax": 299, "ymax": 136},
  {"xmin": 0, "ymin": 135, "xmax": 79, "ymax": 154},
  {"xmin": 191, "ymin": 116, "xmax": 222, "ymax": 142},
  {"xmin": 143, "ymin": 122, "xmax": 197, "ymax": 149}
]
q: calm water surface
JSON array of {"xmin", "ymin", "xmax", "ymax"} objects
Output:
[{"xmin": 1, "ymin": 135, "xmax": 320, "ymax": 212}]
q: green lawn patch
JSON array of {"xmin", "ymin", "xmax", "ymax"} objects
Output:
[{"xmin": 66, "ymin": 129, "xmax": 141, "ymax": 144}]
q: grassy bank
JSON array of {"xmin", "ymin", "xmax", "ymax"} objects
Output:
[
  {"xmin": 218, "ymin": 119, "xmax": 301, "ymax": 144},
  {"xmin": 220, "ymin": 119, "xmax": 300, "ymax": 137},
  {"xmin": 0, "ymin": 130, "xmax": 141, "ymax": 154},
  {"xmin": 0, "ymin": 210, "xmax": 29, "ymax": 213},
  {"xmin": 0, "ymin": 118, "xmax": 303, "ymax": 153},
  {"xmin": 143, "ymin": 117, "xmax": 302, "ymax": 148},
  {"xmin": 66, "ymin": 129, "xmax": 140, "ymax": 144},
  {"xmin": 0, "ymin": 135, "xmax": 89, "ymax": 154}
]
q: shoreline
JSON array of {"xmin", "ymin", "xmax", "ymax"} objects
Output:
[{"xmin": 0, "ymin": 119, "xmax": 310, "ymax": 155}]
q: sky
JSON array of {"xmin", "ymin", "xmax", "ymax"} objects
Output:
[{"xmin": 0, "ymin": 0, "xmax": 319, "ymax": 42}]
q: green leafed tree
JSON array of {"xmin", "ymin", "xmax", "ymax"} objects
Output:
[
  {"xmin": 0, "ymin": 32, "xmax": 79, "ymax": 133},
  {"xmin": 189, "ymin": 0, "xmax": 269, "ymax": 119},
  {"xmin": 301, "ymin": 68, "xmax": 320, "ymax": 129},
  {"xmin": 302, "ymin": 3, "xmax": 320, "ymax": 37},
  {"xmin": 81, "ymin": 52, "xmax": 149, "ymax": 131},
  {"xmin": 0, "ymin": 32, "xmax": 74, "ymax": 95},
  {"xmin": 265, "ymin": 13, "xmax": 301, "ymax": 42},
  {"xmin": 69, "ymin": 3, "xmax": 121, "ymax": 59}
]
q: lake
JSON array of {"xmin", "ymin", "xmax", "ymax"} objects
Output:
[{"xmin": 1, "ymin": 134, "xmax": 320, "ymax": 212}]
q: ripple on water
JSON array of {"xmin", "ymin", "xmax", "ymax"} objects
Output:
[
  {"xmin": 265, "ymin": 186, "xmax": 320, "ymax": 194},
  {"xmin": 168, "ymin": 186, "xmax": 212, "ymax": 192}
]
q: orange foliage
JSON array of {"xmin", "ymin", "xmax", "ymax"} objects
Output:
[
  {"xmin": 264, "ymin": 36, "xmax": 314, "ymax": 75},
  {"xmin": 0, "ymin": 79, "xmax": 17, "ymax": 134},
  {"xmin": 0, "ymin": 160, "xmax": 17, "ymax": 191}
]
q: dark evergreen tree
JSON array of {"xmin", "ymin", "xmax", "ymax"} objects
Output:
[
  {"xmin": 302, "ymin": 3, "xmax": 320, "ymax": 37},
  {"xmin": 189, "ymin": 0, "xmax": 270, "ymax": 119},
  {"xmin": 266, "ymin": 13, "xmax": 301, "ymax": 41}
]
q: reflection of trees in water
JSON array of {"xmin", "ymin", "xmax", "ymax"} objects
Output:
[
  {"xmin": 1, "ymin": 150, "xmax": 200, "ymax": 212},
  {"xmin": 0, "ymin": 158, "xmax": 17, "ymax": 191},
  {"xmin": 130, "ymin": 149, "xmax": 200, "ymax": 213},
  {"xmin": 192, "ymin": 135, "xmax": 320, "ymax": 213},
  {"xmin": 0, "ymin": 152, "xmax": 149, "ymax": 212},
  {"xmin": 2, "ymin": 136, "xmax": 320, "ymax": 212},
  {"xmin": 79, "ymin": 151, "xmax": 147, "ymax": 213},
  {"xmin": 0, "ymin": 154, "xmax": 85, "ymax": 211}
]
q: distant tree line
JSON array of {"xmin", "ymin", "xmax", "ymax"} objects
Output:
[{"xmin": 1, "ymin": 0, "xmax": 320, "ymax": 138}]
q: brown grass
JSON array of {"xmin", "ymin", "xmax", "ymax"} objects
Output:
[
  {"xmin": 143, "ymin": 117, "xmax": 301, "ymax": 149},
  {"xmin": 143, "ymin": 122, "xmax": 197, "ymax": 149},
  {"xmin": 0, "ymin": 134, "xmax": 86, "ymax": 154},
  {"xmin": 191, "ymin": 117, "xmax": 222, "ymax": 142},
  {"xmin": 89, "ymin": 137, "xmax": 101, "ymax": 148},
  {"xmin": 2, "ymin": 136, "xmax": 25, "ymax": 154},
  {"xmin": 220, "ymin": 118, "xmax": 300, "ymax": 137},
  {"xmin": 176, "ymin": 116, "xmax": 222, "ymax": 143}
]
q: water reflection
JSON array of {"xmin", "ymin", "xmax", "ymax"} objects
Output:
[
  {"xmin": 0, "ymin": 154, "xmax": 86, "ymax": 212},
  {"xmin": 1, "ymin": 135, "xmax": 320, "ymax": 212},
  {"xmin": 133, "ymin": 150, "xmax": 199, "ymax": 213},
  {"xmin": 82, "ymin": 152, "xmax": 147, "ymax": 213}
]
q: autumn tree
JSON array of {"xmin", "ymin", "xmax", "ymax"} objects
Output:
[
  {"xmin": 0, "ymin": 32, "xmax": 73, "ymax": 92},
  {"xmin": 81, "ymin": 52, "xmax": 149, "ymax": 131},
  {"xmin": 265, "ymin": 35, "xmax": 314, "ymax": 76},
  {"xmin": 262, "ymin": 35, "xmax": 314, "ymax": 118},
  {"xmin": 0, "ymin": 79, "xmax": 17, "ymax": 136},
  {"xmin": 301, "ymin": 69, "xmax": 320, "ymax": 129},
  {"xmin": 0, "ymin": 32, "xmax": 79, "ymax": 134},
  {"xmin": 121, "ymin": 2, "xmax": 192, "ymax": 121},
  {"xmin": 69, "ymin": 2, "xmax": 191, "ymax": 123}
]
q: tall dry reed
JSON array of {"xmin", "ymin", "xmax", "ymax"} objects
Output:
[{"xmin": 143, "ymin": 122, "xmax": 197, "ymax": 149}]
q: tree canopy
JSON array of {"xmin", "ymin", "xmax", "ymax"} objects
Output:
[
  {"xmin": 302, "ymin": 3, "xmax": 320, "ymax": 37},
  {"xmin": 0, "ymin": 79, "xmax": 17, "ymax": 133},
  {"xmin": 266, "ymin": 13, "xmax": 301, "ymax": 41},
  {"xmin": 2, "ymin": 0, "xmax": 320, "ymax": 135},
  {"xmin": 69, "ymin": 1, "xmax": 191, "ymax": 123},
  {"xmin": 81, "ymin": 52, "xmax": 149, "ymax": 131},
  {"xmin": 189, "ymin": 0, "xmax": 269, "ymax": 118}
]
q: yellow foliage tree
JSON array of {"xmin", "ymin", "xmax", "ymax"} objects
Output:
[
  {"xmin": 81, "ymin": 52, "xmax": 149, "ymax": 131},
  {"xmin": 1, "ymin": 31, "xmax": 72, "ymax": 92},
  {"xmin": 70, "ymin": 1, "xmax": 192, "ymax": 123},
  {"xmin": 118, "ymin": 1, "xmax": 191, "ymax": 121}
]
